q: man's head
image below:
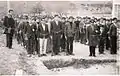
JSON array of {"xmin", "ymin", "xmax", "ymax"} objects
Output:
[
  {"xmin": 112, "ymin": 18, "xmax": 117, "ymax": 23},
  {"xmin": 8, "ymin": 14, "xmax": 12, "ymax": 18},
  {"xmin": 8, "ymin": 9, "xmax": 14, "ymax": 15},
  {"xmin": 100, "ymin": 18, "xmax": 106, "ymax": 25},
  {"xmin": 106, "ymin": 19, "xmax": 111, "ymax": 25},
  {"xmin": 62, "ymin": 17, "xmax": 66, "ymax": 22},
  {"xmin": 54, "ymin": 15, "xmax": 59, "ymax": 21},
  {"xmin": 76, "ymin": 16, "xmax": 80, "ymax": 21},
  {"xmin": 86, "ymin": 17, "xmax": 91, "ymax": 24},
  {"xmin": 96, "ymin": 19, "xmax": 100, "ymax": 25},
  {"xmin": 41, "ymin": 18, "xmax": 46, "ymax": 24},
  {"xmin": 90, "ymin": 19, "xmax": 94, "ymax": 24},
  {"xmin": 23, "ymin": 15, "xmax": 28, "ymax": 20},
  {"xmin": 69, "ymin": 16, "xmax": 74, "ymax": 22}
]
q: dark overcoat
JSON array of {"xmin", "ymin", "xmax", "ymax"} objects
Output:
[{"xmin": 87, "ymin": 24, "xmax": 100, "ymax": 46}]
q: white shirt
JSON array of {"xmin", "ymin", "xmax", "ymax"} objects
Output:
[
  {"xmin": 42, "ymin": 24, "xmax": 45, "ymax": 31},
  {"xmin": 55, "ymin": 21, "xmax": 58, "ymax": 25}
]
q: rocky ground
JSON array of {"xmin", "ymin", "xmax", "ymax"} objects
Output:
[{"xmin": 0, "ymin": 31, "xmax": 119, "ymax": 75}]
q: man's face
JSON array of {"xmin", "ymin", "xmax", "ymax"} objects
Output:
[
  {"xmin": 9, "ymin": 11, "xmax": 14, "ymax": 15},
  {"xmin": 62, "ymin": 19, "xmax": 66, "ymax": 22},
  {"xmin": 106, "ymin": 20, "xmax": 109, "ymax": 25},
  {"xmin": 100, "ymin": 19, "xmax": 105, "ymax": 25},
  {"xmin": 54, "ymin": 16, "xmax": 59, "ymax": 21},
  {"xmin": 69, "ymin": 18, "xmax": 73, "ymax": 22},
  {"xmin": 113, "ymin": 19, "xmax": 117, "ymax": 23},
  {"xmin": 103, "ymin": 20, "xmax": 106, "ymax": 25},
  {"xmin": 87, "ymin": 19, "xmax": 90, "ymax": 23},
  {"xmin": 76, "ymin": 18, "xmax": 79, "ymax": 21},
  {"xmin": 41, "ymin": 19, "xmax": 46, "ymax": 24}
]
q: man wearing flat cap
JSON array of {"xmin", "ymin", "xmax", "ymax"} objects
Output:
[
  {"xmin": 65, "ymin": 16, "xmax": 76, "ymax": 55},
  {"xmin": 60, "ymin": 17, "xmax": 67, "ymax": 52},
  {"xmin": 74, "ymin": 16, "xmax": 81, "ymax": 42}
]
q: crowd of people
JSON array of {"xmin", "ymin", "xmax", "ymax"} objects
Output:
[{"xmin": 2, "ymin": 9, "xmax": 118, "ymax": 57}]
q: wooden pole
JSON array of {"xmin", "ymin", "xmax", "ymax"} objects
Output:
[{"xmin": 7, "ymin": 0, "xmax": 10, "ymax": 13}]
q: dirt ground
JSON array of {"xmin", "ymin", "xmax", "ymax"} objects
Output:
[{"xmin": 0, "ymin": 33, "xmax": 119, "ymax": 75}]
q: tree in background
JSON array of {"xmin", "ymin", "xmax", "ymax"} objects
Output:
[{"xmin": 31, "ymin": 2, "xmax": 45, "ymax": 15}]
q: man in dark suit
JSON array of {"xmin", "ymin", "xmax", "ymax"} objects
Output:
[
  {"xmin": 109, "ymin": 18, "xmax": 117, "ymax": 54},
  {"xmin": 105, "ymin": 19, "xmax": 111, "ymax": 50},
  {"xmin": 50, "ymin": 15, "xmax": 62, "ymax": 56},
  {"xmin": 99, "ymin": 18, "xmax": 107, "ymax": 54},
  {"xmin": 60, "ymin": 17, "xmax": 66, "ymax": 52},
  {"xmin": 86, "ymin": 20, "xmax": 99, "ymax": 57},
  {"xmin": 17, "ymin": 15, "xmax": 29, "ymax": 48},
  {"xmin": 74, "ymin": 17, "xmax": 80, "ymax": 42},
  {"xmin": 3, "ymin": 9, "xmax": 15, "ymax": 49},
  {"xmin": 37, "ymin": 17, "xmax": 49, "ymax": 56},
  {"xmin": 65, "ymin": 16, "xmax": 76, "ymax": 55}
]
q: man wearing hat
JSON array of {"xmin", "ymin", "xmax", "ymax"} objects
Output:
[
  {"xmin": 74, "ymin": 16, "xmax": 81, "ymax": 42},
  {"xmin": 3, "ymin": 9, "xmax": 15, "ymax": 49},
  {"xmin": 86, "ymin": 19, "xmax": 99, "ymax": 57},
  {"xmin": 50, "ymin": 15, "xmax": 63, "ymax": 56},
  {"xmin": 109, "ymin": 18, "xmax": 117, "ymax": 54},
  {"xmin": 65, "ymin": 16, "xmax": 76, "ymax": 55},
  {"xmin": 60, "ymin": 17, "xmax": 67, "ymax": 52},
  {"xmin": 17, "ymin": 15, "xmax": 29, "ymax": 48}
]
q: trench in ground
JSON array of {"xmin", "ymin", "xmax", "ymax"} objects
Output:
[{"xmin": 42, "ymin": 58, "xmax": 117, "ymax": 71}]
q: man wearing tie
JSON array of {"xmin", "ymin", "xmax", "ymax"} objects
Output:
[{"xmin": 50, "ymin": 15, "xmax": 62, "ymax": 56}]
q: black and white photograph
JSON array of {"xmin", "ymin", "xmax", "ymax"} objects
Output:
[{"xmin": 0, "ymin": 0, "xmax": 119, "ymax": 75}]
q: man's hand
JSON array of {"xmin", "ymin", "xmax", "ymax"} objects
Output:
[
  {"xmin": 37, "ymin": 38, "xmax": 39, "ymax": 40},
  {"xmin": 86, "ymin": 39, "xmax": 89, "ymax": 44},
  {"xmin": 65, "ymin": 36, "xmax": 67, "ymax": 40},
  {"xmin": 61, "ymin": 35, "xmax": 63, "ymax": 38},
  {"xmin": 24, "ymin": 34, "xmax": 28, "ymax": 40},
  {"xmin": 50, "ymin": 36, "xmax": 52, "ymax": 39}
]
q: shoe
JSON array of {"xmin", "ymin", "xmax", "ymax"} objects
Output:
[
  {"xmin": 38, "ymin": 54, "xmax": 41, "ymax": 57},
  {"xmin": 43, "ymin": 54, "xmax": 47, "ymax": 56},
  {"xmin": 9, "ymin": 47, "xmax": 13, "ymax": 49},
  {"xmin": 93, "ymin": 55, "xmax": 96, "ymax": 57},
  {"xmin": 27, "ymin": 54, "xmax": 32, "ymax": 57},
  {"xmin": 89, "ymin": 55, "xmax": 92, "ymax": 57},
  {"xmin": 55, "ymin": 53, "xmax": 60, "ymax": 56},
  {"xmin": 70, "ymin": 53, "xmax": 75, "ymax": 56},
  {"xmin": 66, "ymin": 53, "xmax": 69, "ymax": 56},
  {"xmin": 51, "ymin": 53, "xmax": 55, "ymax": 56}
]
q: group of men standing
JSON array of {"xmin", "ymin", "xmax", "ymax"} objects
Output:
[{"xmin": 3, "ymin": 9, "xmax": 118, "ymax": 57}]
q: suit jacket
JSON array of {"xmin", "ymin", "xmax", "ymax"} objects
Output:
[
  {"xmin": 99, "ymin": 24, "xmax": 108, "ymax": 37},
  {"xmin": 37, "ymin": 23, "xmax": 49, "ymax": 38},
  {"xmin": 65, "ymin": 21, "xmax": 76, "ymax": 37},
  {"xmin": 109, "ymin": 23, "xmax": 117, "ymax": 36},
  {"xmin": 50, "ymin": 21, "xmax": 62, "ymax": 36},
  {"xmin": 3, "ymin": 16, "xmax": 15, "ymax": 35}
]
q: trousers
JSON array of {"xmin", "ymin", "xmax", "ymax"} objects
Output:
[
  {"xmin": 39, "ymin": 38, "xmax": 48, "ymax": 55},
  {"xmin": 6, "ymin": 34, "xmax": 13, "ymax": 48},
  {"xmin": 89, "ymin": 46, "xmax": 96, "ymax": 56},
  {"xmin": 67, "ymin": 37, "xmax": 74, "ymax": 54}
]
